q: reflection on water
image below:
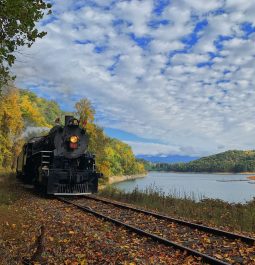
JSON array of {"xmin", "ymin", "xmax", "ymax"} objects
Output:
[{"xmin": 114, "ymin": 172, "xmax": 255, "ymax": 203}]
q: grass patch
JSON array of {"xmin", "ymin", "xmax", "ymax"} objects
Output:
[
  {"xmin": 99, "ymin": 185, "xmax": 255, "ymax": 233},
  {"xmin": 0, "ymin": 170, "xmax": 19, "ymax": 205}
]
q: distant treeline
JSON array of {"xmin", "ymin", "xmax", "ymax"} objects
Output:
[{"xmin": 146, "ymin": 150, "xmax": 255, "ymax": 173}]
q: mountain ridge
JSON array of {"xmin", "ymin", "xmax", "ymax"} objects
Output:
[{"xmin": 136, "ymin": 154, "xmax": 199, "ymax": 163}]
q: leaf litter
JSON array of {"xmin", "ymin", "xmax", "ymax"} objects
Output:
[{"xmin": 0, "ymin": 191, "xmax": 202, "ymax": 264}]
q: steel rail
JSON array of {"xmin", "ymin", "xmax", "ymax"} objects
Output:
[
  {"xmin": 83, "ymin": 195, "xmax": 255, "ymax": 245},
  {"xmin": 58, "ymin": 197, "xmax": 230, "ymax": 265}
]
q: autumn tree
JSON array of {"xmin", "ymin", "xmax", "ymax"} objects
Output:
[
  {"xmin": 20, "ymin": 89, "xmax": 63, "ymax": 126},
  {"xmin": 0, "ymin": 0, "xmax": 51, "ymax": 89},
  {"xmin": 75, "ymin": 99, "xmax": 95, "ymax": 122},
  {"xmin": 20, "ymin": 94, "xmax": 50, "ymax": 127},
  {"xmin": 0, "ymin": 87, "xmax": 23, "ymax": 168},
  {"xmin": 75, "ymin": 98, "xmax": 145, "ymax": 179},
  {"xmin": 0, "ymin": 86, "xmax": 59, "ymax": 169},
  {"xmin": 75, "ymin": 98, "xmax": 110, "ymax": 178}
]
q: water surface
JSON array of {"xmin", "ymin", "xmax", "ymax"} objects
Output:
[{"xmin": 114, "ymin": 172, "xmax": 255, "ymax": 203}]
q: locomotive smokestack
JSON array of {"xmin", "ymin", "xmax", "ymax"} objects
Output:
[{"xmin": 65, "ymin": 115, "xmax": 74, "ymax": 126}]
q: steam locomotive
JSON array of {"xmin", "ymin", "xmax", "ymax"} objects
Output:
[{"xmin": 16, "ymin": 116, "xmax": 101, "ymax": 195}]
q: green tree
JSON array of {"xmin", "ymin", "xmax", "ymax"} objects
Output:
[{"xmin": 0, "ymin": 0, "xmax": 51, "ymax": 88}]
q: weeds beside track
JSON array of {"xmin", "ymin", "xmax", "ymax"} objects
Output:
[{"xmin": 99, "ymin": 185, "xmax": 255, "ymax": 233}]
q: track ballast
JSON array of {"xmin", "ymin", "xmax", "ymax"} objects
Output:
[{"xmin": 58, "ymin": 195, "xmax": 255, "ymax": 265}]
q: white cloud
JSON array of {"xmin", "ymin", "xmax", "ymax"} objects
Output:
[
  {"xmin": 184, "ymin": 0, "xmax": 224, "ymax": 12},
  {"xmin": 115, "ymin": 0, "xmax": 153, "ymax": 35},
  {"xmin": 13, "ymin": 0, "xmax": 255, "ymax": 156}
]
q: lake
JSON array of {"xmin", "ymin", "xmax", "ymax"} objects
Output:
[{"xmin": 114, "ymin": 172, "xmax": 255, "ymax": 203}]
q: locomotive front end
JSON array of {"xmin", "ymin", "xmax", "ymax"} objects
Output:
[
  {"xmin": 45, "ymin": 116, "xmax": 101, "ymax": 195},
  {"xmin": 46, "ymin": 153, "xmax": 100, "ymax": 195}
]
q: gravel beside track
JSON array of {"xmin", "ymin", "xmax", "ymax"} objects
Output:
[{"xmin": 68, "ymin": 195, "xmax": 255, "ymax": 265}]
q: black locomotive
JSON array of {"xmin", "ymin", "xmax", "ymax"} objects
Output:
[{"xmin": 16, "ymin": 116, "xmax": 101, "ymax": 195}]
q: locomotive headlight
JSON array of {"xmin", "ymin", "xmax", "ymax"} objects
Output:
[{"xmin": 70, "ymin": 135, "xmax": 79, "ymax": 143}]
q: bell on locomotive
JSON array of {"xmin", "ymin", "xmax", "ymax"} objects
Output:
[{"xmin": 16, "ymin": 115, "xmax": 102, "ymax": 195}]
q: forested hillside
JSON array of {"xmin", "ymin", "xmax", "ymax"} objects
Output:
[
  {"xmin": 75, "ymin": 98, "xmax": 145, "ymax": 179},
  {"xmin": 0, "ymin": 86, "xmax": 61, "ymax": 168},
  {"xmin": 0, "ymin": 86, "xmax": 145, "ymax": 181},
  {"xmin": 20, "ymin": 89, "xmax": 63, "ymax": 127},
  {"xmin": 149, "ymin": 150, "xmax": 255, "ymax": 173}
]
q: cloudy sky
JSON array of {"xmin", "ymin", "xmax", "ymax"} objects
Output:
[{"xmin": 13, "ymin": 0, "xmax": 255, "ymax": 157}]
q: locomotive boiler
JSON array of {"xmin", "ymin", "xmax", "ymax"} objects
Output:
[{"xmin": 16, "ymin": 116, "xmax": 101, "ymax": 194}]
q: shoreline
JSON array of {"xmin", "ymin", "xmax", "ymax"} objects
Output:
[
  {"xmin": 108, "ymin": 173, "xmax": 146, "ymax": 185},
  {"xmin": 99, "ymin": 173, "xmax": 146, "ymax": 190}
]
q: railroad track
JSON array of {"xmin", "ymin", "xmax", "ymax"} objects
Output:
[{"xmin": 58, "ymin": 195, "xmax": 255, "ymax": 265}]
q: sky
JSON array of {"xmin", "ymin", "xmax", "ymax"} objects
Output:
[{"xmin": 13, "ymin": 0, "xmax": 255, "ymax": 157}]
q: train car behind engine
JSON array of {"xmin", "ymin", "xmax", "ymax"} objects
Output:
[{"xmin": 17, "ymin": 116, "xmax": 102, "ymax": 195}]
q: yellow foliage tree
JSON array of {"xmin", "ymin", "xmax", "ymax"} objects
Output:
[
  {"xmin": 75, "ymin": 97, "xmax": 145, "ymax": 180},
  {"xmin": 0, "ymin": 88, "xmax": 24, "ymax": 168},
  {"xmin": 75, "ymin": 98, "xmax": 110, "ymax": 179},
  {"xmin": 75, "ymin": 98, "xmax": 95, "ymax": 122},
  {"xmin": 20, "ymin": 94, "xmax": 50, "ymax": 127}
]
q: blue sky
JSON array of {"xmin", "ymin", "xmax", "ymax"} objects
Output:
[{"xmin": 14, "ymin": 0, "xmax": 255, "ymax": 157}]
